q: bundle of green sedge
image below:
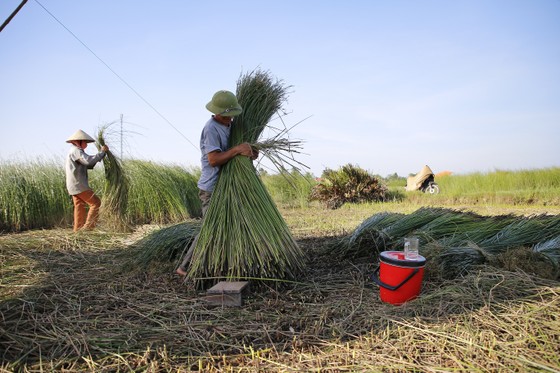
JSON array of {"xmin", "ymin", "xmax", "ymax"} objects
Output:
[
  {"xmin": 96, "ymin": 124, "xmax": 131, "ymax": 232},
  {"xmin": 186, "ymin": 69, "xmax": 306, "ymax": 286},
  {"xmin": 129, "ymin": 222, "xmax": 201, "ymax": 270}
]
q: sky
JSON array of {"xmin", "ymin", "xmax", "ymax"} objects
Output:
[{"xmin": 1, "ymin": 0, "xmax": 559, "ymax": 177}]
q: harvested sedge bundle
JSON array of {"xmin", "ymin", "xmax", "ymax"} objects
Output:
[
  {"xmin": 96, "ymin": 124, "xmax": 131, "ymax": 232},
  {"xmin": 130, "ymin": 222, "xmax": 200, "ymax": 269},
  {"xmin": 479, "ymin": 214, "xmax": 560, "ymax": 255},
  {"xmin": 187, "ymin": 69, "xmax": 305, "ymax": 285},
  {"xmin": 380, "ymin": 207, "xmax": 450, "ymax": 248},
  {"xmin": 413, "ymin": 209, "xmax": 485, "ymax": 245},
  {"xmin": 438, "ymin": 214, "xmax": 517, "ymax": 248},
  {"xmin": 336, "ymin": 212, "xmax": 404, "ymax": 258},
  {"xmin": 533, "ymin": 235, "xmax": 560, "ymax": 276},
  {"xmin": 436, "ymin": 245, "xmax": 488, "ymax": 279}
]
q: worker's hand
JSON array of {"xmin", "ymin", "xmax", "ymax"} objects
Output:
[
  {"xmin": 235, "ymin": 143, "xmax": 255, "ymax": 159},
  {"xmin": 250, "ymin": 147, "xmax": 259, "ymax": 160},
  {"xmin": 101, "ymin": 145, "xmax": 109, "ymax": 152}
]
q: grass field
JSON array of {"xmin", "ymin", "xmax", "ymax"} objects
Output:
[{"xmin": 1, "ymin": 160, "xmax": 559, "ymax": 371}]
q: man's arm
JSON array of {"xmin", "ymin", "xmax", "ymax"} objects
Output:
[{"xmin": 207, "ymin": 143, "xmax": 256, "ymax": 167}]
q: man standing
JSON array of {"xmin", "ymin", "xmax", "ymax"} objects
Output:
[
  {"xmin": 65, "ymin": 129, "xmax": 108, "ymax": 232},
  {"xmin": 176, "ymin": 90, "xmax": 256, "ymax": 276}
]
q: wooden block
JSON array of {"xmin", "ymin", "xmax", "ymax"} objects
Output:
[
  {"xmin": 204, "ymin": 281, "xmax": 249, "ymax": 307},
  {"xmin": 207, "ymin": 281, "xmax": 249, "ymax": 294}
]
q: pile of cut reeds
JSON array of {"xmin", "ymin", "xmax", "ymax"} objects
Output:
[
  {"xmin": 186, "ymin": 69, "xmax": 305, "ymax": 285},
  {"xmin": 127, "ymin": 222, "xmax": 200, "ymax": 270},
  {"xmin": 338, "ymin": 207, "xmax": 560, "ymax": 279},
  {"xmin": 336, "ymin": 211, "xmax": 404, "ymax": 257}
]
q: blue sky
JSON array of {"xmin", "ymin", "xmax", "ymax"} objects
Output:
[{"xmin": 1, "ymin": 0, "xmax": 559, "ymax": 177}]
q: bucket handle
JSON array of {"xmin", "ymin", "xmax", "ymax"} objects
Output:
[{"xmin": 372, "ymin": 266, "xmax": 419, "ymax": 291}]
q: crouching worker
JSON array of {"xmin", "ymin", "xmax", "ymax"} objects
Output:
[{"xmin": 65, "ymin": 129, "xmax": 108, "ymax": 232}]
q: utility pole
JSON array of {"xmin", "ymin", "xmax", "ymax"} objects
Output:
[{"xmin": 0, "ymin": 0, "xmax": 28, "ymax": 33}]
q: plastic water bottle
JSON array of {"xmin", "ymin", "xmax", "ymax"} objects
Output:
[{"xmin": 404, "ymin": 237, "xmax": 419, "ymax": 260}]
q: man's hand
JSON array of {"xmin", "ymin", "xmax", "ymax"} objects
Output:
[
  {"xmin": 250, "ymin": 148, "xmax": 259, "ymax": 160},
  {"xmin": 234, "ymin": 143, "xmax": 255, "ymax": 158}
]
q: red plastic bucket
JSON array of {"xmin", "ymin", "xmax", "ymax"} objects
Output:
[{"xmin": 372, "ymin": 251, "xmax": 426, "ymax": 305}]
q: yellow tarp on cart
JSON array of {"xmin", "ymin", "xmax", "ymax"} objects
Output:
[{"xmin": 406, "ymin": 165, "xmax": 434, "ymax": 191}]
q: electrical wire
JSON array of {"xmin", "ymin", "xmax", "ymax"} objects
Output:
[{"xmin": 33, "ymin": 0, "xmax": 198, "ymax": 150}]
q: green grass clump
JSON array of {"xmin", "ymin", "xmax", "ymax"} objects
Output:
[
  {"xmin": 122, "ymin": 160, "xmax": 201, "ymax": 224},
  {"xmin": 479, "ymin": 214, "xmax": 560, "ymax": 254},
  {"xmin": 0, "ymin": 158, "xmax": 71, "ymax": 232},
  {"xmin": 336, "ymin": 207, "xmax": 560, "ymax": 280},
  {"xmin": 261, "ymin": 169, "xmax": 316, "ymax": 208}
]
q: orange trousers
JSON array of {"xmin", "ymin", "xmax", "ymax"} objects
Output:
[{"xmin": 72, "ymin": 190, "xmax": 101, "ymax": 232}]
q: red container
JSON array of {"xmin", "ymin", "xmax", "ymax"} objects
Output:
[{"xmin": 372, "ymin": 251, "xmax": 426, "ymax": 305}]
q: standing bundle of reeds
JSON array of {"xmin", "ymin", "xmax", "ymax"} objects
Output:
[
  {"xmin": 186, "ymin": 69, "xmax": 305, "ymax": 285},
  {"xmin": 96, "ymin": 125, "xmax": 130, "ymax": 232}
]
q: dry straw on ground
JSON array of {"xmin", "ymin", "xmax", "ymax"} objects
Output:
[{"xmin": 1, "ymin": 217, "xmax": 559, "ymax": 372}]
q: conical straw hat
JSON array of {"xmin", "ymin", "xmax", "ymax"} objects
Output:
[{"xmin": 66, "ymin": 129, "xmax": 95, "ymax": 143}]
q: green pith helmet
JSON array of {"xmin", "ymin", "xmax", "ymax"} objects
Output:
[{"xmin": 205, "ymin": 90, "xmax": 243, "ymax": 117}]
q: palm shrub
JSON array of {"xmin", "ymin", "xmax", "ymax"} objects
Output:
[
  {"xmin": 186, "ymin": 69, "xmax": 305, "ymax": 285},
  {"xmin": 310, "ymin": 164, "xmax": 387, "ymax": 209}
]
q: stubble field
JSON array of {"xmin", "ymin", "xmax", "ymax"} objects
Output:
[{"xmin": 1, "ymin": 201, "xmax": 559, "ymax": 372}]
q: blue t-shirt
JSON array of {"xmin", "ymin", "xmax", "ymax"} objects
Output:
[{"xmin": 197, "ymin": 117, "xmax": 230, "ymax": 192}]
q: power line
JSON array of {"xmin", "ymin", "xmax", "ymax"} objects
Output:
[
  {"xmin": 33, "ymin": 0, "xmax": 198, "ymax": 150},
  {"xmin": 0, "ymin": 0, "xmax": 28, "ymax": 33}
]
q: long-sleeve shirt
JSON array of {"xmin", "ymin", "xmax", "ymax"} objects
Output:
[{"xmin": 65, "ymin": 145, "xmax": 105, "ymax": 195}]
